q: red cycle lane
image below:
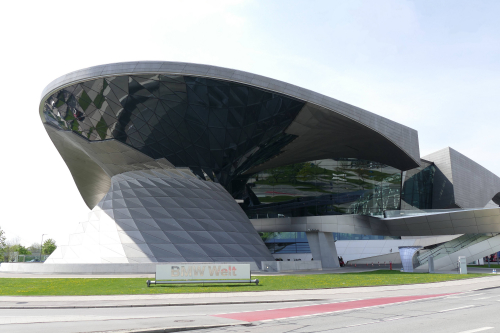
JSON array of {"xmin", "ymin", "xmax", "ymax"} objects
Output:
[{"xmin": 213, "ymin": 293, "xmax": 453, "ymax": 322}]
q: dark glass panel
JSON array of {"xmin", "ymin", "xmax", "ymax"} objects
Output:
[
  {"xmin": 44, "ymin": 74, "xmax": 304, "ymax": 201},
  {"xmin": 401, "ymin": 161, "xmax": 435, "ymax": 210},
  {"xmin": 245, "ymin": 158, "xmax": 402, "ymax": 218}
]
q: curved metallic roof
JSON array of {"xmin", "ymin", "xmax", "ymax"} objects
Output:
[
  {"xmin": 41, "ymin": 62, "xmax": 420, "ymax": 163},
  {"xmin": 40, "ymin": 61, "xmax": 421, "ymax": 208}
]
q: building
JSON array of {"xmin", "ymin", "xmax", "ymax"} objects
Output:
[{"xmin": 33, "ymin": 61, "xmax": 500, "ymax": 272}]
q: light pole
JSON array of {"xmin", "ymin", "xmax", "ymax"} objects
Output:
[{"xmin": 40, "ymin": 234, "xmax": 46, "ymax": 262}]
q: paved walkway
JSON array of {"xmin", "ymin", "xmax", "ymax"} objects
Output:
[{"xmin": 0, "ymin": 266, "xmax": 383, "ymax": 278}]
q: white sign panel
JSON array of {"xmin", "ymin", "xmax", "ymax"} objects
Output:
[{"xmin": 156, "ymin": 263, "xmax": 251, "ymax": 281}]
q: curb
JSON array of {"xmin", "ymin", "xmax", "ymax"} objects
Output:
[
  {"xmin": 0, "ymin": 298, "xmax": 322, "ymax": 310},
  {"xmin": 103, "ymin": 323, "xmax": 248, "ymax": 333}
]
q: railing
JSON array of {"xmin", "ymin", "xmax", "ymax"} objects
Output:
[
  {"xmin": 416, "ymin": 233, "xmax": 496, "ymax": 267},
  {"xmin": 384, "ymin": 208, "xmax": 472, "ymax": 218}
]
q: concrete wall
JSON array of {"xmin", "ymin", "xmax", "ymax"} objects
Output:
[
  {"xmin": 347, "ymin": 252, "xmax": 402, "ymax": 265},
  {"xmin": 272, "ymin": 253, "xmax": 313, "ymax": 261},
  {"xmin": 269, "ymin": 236, "xmax": 458, "ymax": 264},
  {"xmin": 0, "ymin": 261, "xmax": 260, "ymax": 274},
  {"xmin": 261, "ymin": 260, "xmax": 322, "ymax": 272}
]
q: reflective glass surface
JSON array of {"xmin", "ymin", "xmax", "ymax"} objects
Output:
[
  {"xmin": 260, "ymin": 232, "xmax": 400, "ymax": 254},
  {"xmin": 261, "ymin": 232, "xmax": 310, "ymax": 254},
  {"xmin": 44, "ymin": 75, "xmax": 304, "ymax": 190},
  {"xmin": 400, "ymin": 160, "xmax": 435, "ymax": 210},
  {"xmin": 44, "ymin": 75, "xmax": 412, "ymax": 218},
  {"xmin": 244, "ymin": 158, "xmax": 402, "ymax": 217}
]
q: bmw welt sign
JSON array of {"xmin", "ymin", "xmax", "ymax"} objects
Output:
[{"xmin": 156, "ymin": 263, "xmax": 251, "ymax": 281}]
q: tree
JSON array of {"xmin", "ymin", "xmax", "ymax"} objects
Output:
[
  {"xmin": 28, "ymin": 242, "xmax": 41, "ymax": 254},
  {"xmin": 10, "ymin": 245, "xmax": 31, "ymax": 255},
  {"xmin": 259, "ymin": 232, "xmax": 277, "ymax": 242},
  {"xmin": 0, "ymin": 227, "xmax": 5, "ymax": 249},
  {"xmin": 0, "ymin": 226, "xmax": 5, "ymax": 261},
  {"xmin": 42, "ymin": 239, "xmax": 57, "ymax": 255}
]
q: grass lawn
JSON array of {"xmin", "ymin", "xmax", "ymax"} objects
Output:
[
  {"xmin": 468, "ymin": 264, "xmax": 500, "ymax": 269},
  {"xmin": 0, "ymin": 270, "xmax": 488, "ymax": 296}
]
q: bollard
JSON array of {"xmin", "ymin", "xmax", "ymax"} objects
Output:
[{"xmin": 390, "ymin": 262, "xmax": 392, "ymax": 270}]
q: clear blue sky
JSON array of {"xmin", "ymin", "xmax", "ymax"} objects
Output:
[{"xmin": 1, "ymin": 0, "xmax": 499, "ymax": 245}]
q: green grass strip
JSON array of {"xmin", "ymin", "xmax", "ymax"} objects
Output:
[
  {"xmin": 468, "ymin": 264, "xmax": 500, "ymax": 269},
  {"xmin": 0, "ymin": 270, "xmax": 488, "ymax": 296}
]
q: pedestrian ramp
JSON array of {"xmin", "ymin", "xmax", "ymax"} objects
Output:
[{"xmin": 415, "ymin": 233, "xmax": 500, "ymax": 271}]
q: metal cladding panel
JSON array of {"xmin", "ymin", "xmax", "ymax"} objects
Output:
[
  {"xmin": 423, "ymin": 147, "xmax": 500, "ymax": 208},
  {"xmin": 45, "ymin": 170, "xmax": 274, "ymax": 267}
]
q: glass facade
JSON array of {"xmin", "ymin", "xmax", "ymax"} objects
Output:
[
  {"xmin": 261, "ymin": 232, "xmax": 310, "ymax": 254},
  {"xmin": 260, "ymin": 232, "xmax": 401, "ymax": 254},
  {"xmin": 43, "ymin": 75, "xmax": 304, "ymax": 192},
  {"xmin": 43, "ymin": 74, "xmax": 436, "ymax": 220},
  {"xmin": 400, "ymin": 160, "xmax": 436, "ymax": 210},
  {"xmin": 244, "ymin": 158, "xmax": 402, "ymax": 218}
]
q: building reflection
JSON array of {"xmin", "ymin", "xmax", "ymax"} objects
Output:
[{"xmin": 244, "ymin": 158, "xmax": 402, "ymax": 218}]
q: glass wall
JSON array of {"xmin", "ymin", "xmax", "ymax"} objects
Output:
[
  {"xmin": 261, "ymin": 232, "xmax": 310, "ymax": 254},
  {"xmin": 43, "ymin": 75, "xmax": 304, "ymax": 191},
  {"xmin": 245, "ymin": 158, "xmax": 402, "ymax": 218},
  {"xmin": 260, "ymin": 232, "xmax": 401, "ymax": 254},
  {"xmin": 400, "ymin": 160, "xmax": 435, "ymax": 210}
]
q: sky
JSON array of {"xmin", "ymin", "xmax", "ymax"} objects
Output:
[{"xmin": 1, "ymin": 0, "xmax": 499, "ymax": 246}]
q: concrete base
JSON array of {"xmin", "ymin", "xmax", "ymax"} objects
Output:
[
  {"xmin": 346, "ymin": 252, "xmax": 401, "ymax": 265},
  {"xmin": 0, "ymin": 262, "xmax": 259, "ymax": 274},
  {"xmin": 272, "ymin": 253, "xmax": 313, "ymax": 261},
  {"xmin": 261, "ymin": 260, "xmax": 322, "ymax": 272}
]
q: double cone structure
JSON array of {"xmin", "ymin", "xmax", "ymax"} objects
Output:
[{"xmin": 47, "ymin": 169, "xmax": 274, "ymax": 264}]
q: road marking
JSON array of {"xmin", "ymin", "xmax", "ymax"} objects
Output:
[
  {"xmin": 439, "ymin": 305, "xmax": 475, "ymax": 313},
  {"xmin": 457, "ymin": 328, "xmax": 494, "ymax": 333},
  {"xmin": 214, "ymin": 293, "xmax": 452, "ymax": 322},
  {"xmin": 384, "ymin": 317, "xmax": 406, "ymax": 321},
  {"xmin": 449, "ymin": 293, "xmax": 485, "ymax": 299},
  {"xmin": 343, "ymin": 321, "xmax": 380, "ymax": 328},
  {"xmin": 0, "ymin": 315, "xmax": 173, "ymax": 325},
  {"xmin": 473, "ymin": 297, "xmax": 494, "ymax": 300}
]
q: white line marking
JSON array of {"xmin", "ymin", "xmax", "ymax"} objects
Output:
[
  {"xmin": 439, "ymin": 305, "xmax": 475, "ymax": 313},
  {"xmin": 473, "ymin": 297, "xmax": 493, "ymax": 300},
  {"xmin": 343, "ymin": 321, "xmax": 380, "ymax": 328},
  {"xmin": 457, "ymin": 327, "xmax": 494, "ymax": 333},
  {"xmin": 449, "ymin": 293, "xmax": 485, "ymax": 299},
  {"xmin": 384, "ymin": 317, "xmax": 405, "ymax": 321}
]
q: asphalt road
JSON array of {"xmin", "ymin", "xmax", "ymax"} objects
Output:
[
  {"xmin": 2, "ymin": 277, "xmax": 500, "ymax": 333},
  {"xmin": 201, "ymin": 289, "xmax": 500, "ymax": 333}
]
